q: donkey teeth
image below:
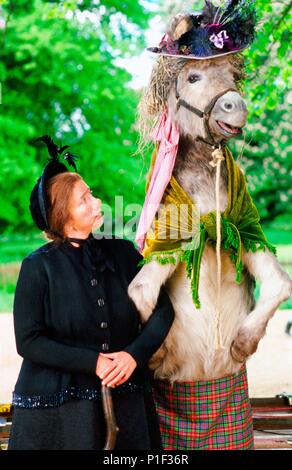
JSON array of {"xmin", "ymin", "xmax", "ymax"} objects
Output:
[{"xmin": 217, "ymin": 120, "xmax": 242, "ymax": 135}]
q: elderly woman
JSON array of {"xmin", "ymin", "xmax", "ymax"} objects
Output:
[{"xmin": 8, "ymin": 136, "xmax": 174, "ymax": 450}]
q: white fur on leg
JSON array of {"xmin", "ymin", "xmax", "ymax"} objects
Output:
[
  {"xmin": 128, "ymin": 259, "xmax": 178, "ymax": 322},
  {"xmin": 148, "ymin": 246, "xmax": 253, "ymax": 381},
  {"xmin": 231, "ymin": 249, "xmax": 292, "ymax": 362}
]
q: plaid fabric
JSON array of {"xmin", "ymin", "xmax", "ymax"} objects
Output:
[{"xmin": 153, "ymin": 365, "xmax": 254, "ymax": 450}]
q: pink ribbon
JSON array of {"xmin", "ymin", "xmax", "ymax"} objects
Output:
[{"xmin": 135, "ymin": 109, "xmax": 180, "ymax": 252}]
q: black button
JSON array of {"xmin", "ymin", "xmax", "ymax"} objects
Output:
[
  {"xmin": 97, "ymin": 298, "xmax": 105, "ymax": 307},
  {"xmin": 101, "ymin": 343, "xmax": 109, "ymax": 351},
  {"xmin": 100, "ymin": 321, "xmax": 108, "ymax": 329},
  {"xmin": 91, "ymin": 278, "xmax": 98, "ymax": 287}
]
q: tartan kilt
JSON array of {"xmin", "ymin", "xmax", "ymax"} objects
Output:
[{"xmin": 152, "ymin": 365, "xmax": 254, "ymax": 450}]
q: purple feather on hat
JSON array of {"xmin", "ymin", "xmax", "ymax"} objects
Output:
[{"xmin": 148, "ymin": 0, "xmax": 257, "ymax": 59}]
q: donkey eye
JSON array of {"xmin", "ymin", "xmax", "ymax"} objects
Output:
[{"xmin": 188, "ymin": 74, "xmax": 200, "ymax": 83}]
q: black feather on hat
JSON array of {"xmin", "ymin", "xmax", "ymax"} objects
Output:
[
  {"xmin": 148, "ymin": 0, "xmax": 257, "ymax": 59},
  {"xmin": 29, "ymin": 135, "xmax": 79, "ymax": 231}
]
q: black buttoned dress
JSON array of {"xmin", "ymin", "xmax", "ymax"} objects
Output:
[{"xmin": 8, "ymin": 235, "xmax": 174, "ymax": 450}]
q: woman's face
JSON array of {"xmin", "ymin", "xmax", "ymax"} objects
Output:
[{"xmin": 65, "ymin": 178, "xmax": 103, "ymax": 235}]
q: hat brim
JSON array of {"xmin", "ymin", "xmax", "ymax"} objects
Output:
[{"xmin": 147, "ymin": 45, "xmax": 248, "ymax": 60}]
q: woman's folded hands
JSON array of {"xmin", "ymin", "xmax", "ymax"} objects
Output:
[{"xmin": 95, "ymin": 351, "xmax": 137, "ymax": 388}]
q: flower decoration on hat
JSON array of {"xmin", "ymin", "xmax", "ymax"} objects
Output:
[{"xmin": 148, "ymin": 0, "xmax": 257, "ymax": 59}]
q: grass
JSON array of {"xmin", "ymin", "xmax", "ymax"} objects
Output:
[
  {"xmin": 0, "ymin": 233, "xmax": 46, "ymax": 264},
  {"xmin": 0, "ymin": 230, "xmax": 291, "ymax": 313},
  {"xmin": 0, "ymin": 234, "xmax": 47, "ymax": 313}
]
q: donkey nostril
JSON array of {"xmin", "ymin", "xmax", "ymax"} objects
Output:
[{"xmin": 223, "ymin": 102, "xmax": 233, "ymax": 111}]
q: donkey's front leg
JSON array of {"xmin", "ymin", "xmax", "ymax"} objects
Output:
[
  {"xmin": 231, "ymin": 249, "xmax": 292, "ymax": 363},
  {"xmin": 128, "ymin": 260, "xmax": 177, "ymax": 322}
]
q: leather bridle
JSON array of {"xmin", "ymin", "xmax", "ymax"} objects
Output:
[{"xmin": 175, "ymin": 82, "xmax": 238, "ymax": 148}]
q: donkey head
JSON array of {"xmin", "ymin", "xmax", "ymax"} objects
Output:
[
  {"xmin": 164, "ymin": 13, "xmax": 248, "ymax": 146},
  {"xmin": 168, "ymin": 57, "xmax": 248, "ymax": 145}
]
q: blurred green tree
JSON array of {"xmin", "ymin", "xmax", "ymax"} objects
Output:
[
  {"xmin": 0, "ymin": 0, "xmax": 150, "ymax": 233},
  {"xmin": 232, "ymin": 0, "xmax": 292, "ymax": 226}
]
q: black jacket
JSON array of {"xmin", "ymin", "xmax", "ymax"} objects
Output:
[{"xmin": 12, "ymin": 236, "xmax": 174, "ymax": 406}]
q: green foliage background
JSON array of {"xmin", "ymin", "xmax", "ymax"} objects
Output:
[
  {"xmin": 0, "ymin": 0, "xmax": 291, "ymax": 311},
  {"xmin": 0, "ymin": 0, "xmax": 150, "ymax": 233}
]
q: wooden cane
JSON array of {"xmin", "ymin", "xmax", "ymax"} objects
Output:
[{"xmin": 101, "ymin": 385, "xmax": 119, "ymax": 450}]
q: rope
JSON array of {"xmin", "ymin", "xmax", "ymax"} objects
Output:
[{"xmin": 210, "ymin": 147, "xmax": 225, "ymax": 351}]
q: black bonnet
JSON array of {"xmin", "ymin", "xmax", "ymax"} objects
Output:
[{"xmin": 29, "ymin": 135, "xmax": 79, "ymax": 231}]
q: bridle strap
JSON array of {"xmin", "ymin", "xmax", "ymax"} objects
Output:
[
  {"xmin": 176, "ymin": 99, "xmax": 204, "ymax": 118},
  {"xmin": 203, "ymin": 88, "xmax": 237, "ymax": 115}
]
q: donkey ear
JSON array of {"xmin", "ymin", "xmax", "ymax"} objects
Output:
[{"xmin": 168, "ymin": 14, "xmax": 193, "ymax": 41}]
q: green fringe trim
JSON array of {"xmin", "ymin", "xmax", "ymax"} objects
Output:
[
  {"xmin": 138, "ymin": 219, "xmax": 276, "ymax": 309},
  {"xmin": 139, "ymin": 248, "xmax": 185, "ymax": 268},
  {"xmin": 139, "ymin": 227, "xmax": 206, "ymax": 310},
  {"xmin": 184, "ymin": 226, "xmax": 206, "ymax": 309},
  {"xmin": 243, "ymin": 238, "xmax": 277, "ymax": 256},
  {"xmin": 221, "ymin": 218, "xmax": 243, "ymax": 284},
  {"xmin": 236, "ymin": 260, "xmax": 243, "ymax": 284}
]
